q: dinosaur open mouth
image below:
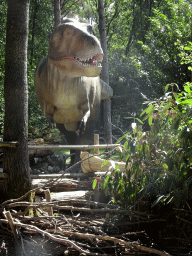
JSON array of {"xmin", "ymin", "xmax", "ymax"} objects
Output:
[
  {"xmin": 49, "ymin": 54, "xmax": 103, "ymax": 67},
  {"xmin": 74, "ymin": 54, "xmax": 103, "ymax": 67}
]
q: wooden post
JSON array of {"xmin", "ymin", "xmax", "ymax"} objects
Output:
[
  {"xmin": 44, "ymin": 189, "xmax": 53, "ymax": 216},
  {"xmin": 94, "ymin": 134, "xmax": 100, "ymax": 155},
  {"xmin": 4, "ymin": 210, "xmax": 18, "ymax": 240},
  {"xmin": 93, "ymin": 135, "xmax": 100, "ymax": 206}
]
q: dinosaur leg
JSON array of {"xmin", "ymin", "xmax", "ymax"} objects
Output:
[{"xmin": 56, "ymin": 123, "xmax": 81, "ymax": 172}]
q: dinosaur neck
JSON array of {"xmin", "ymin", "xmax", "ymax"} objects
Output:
[{"xmin": 47, "ymin": 58, "xmax": 81, "ymax": 91}]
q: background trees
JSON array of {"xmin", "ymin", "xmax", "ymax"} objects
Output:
[{"xmin": 0, "ymin": 0, "xmax": 191, "ymax": 133}]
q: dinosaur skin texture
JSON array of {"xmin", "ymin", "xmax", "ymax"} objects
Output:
[{"xmin": 35, "ymin": 18, "xmax": 113, "ymax": 169}]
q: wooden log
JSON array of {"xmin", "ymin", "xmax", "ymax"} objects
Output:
[
  {"xmin": 31, "ymin": 172, "xmax": 111, "ymax": 179},
  {"xmin": 50, "ymin": 190, "xmax": 91, "ymax": 201},
  {"xmin": 28, "ymin": 144, "xmax": 120, "ymax": 151},
  {"xmin": 0, "ymin": 141, "xmax": 19, "ymax": 148},
  {"xmin": 81, "ymin": 151, "xmax": 129, "ymax": 173},
  {"xmin": 32, "ymin": 178, "xmax": 92, "ymax": 192}
]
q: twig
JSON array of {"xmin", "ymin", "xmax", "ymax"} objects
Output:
[
  {"xmin": 3, "ymin": 210, "xmax": 18, "ymax": 240},
  {"xmin": 46, "ymin": 229, "xmax": 170, "ymax": 256},
  {"xmin": 6, "ymin": 201, "xmax": 146, "ymax": 217},
  {"xmin": 57, "ymin": 199, "xmax": 123, "ymax": 209},
  {"xmin": 176, "ymin": 215, "xmax": 192, "ymax": 225},
  {"xmin": 0, "ymin": 219, "xmax": 89, "ymax": 254},
  {"xmin": 67, "ymin": 219, "xmax": 107, "ymax": 236}
]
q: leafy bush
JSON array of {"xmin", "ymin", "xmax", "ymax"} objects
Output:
[{"xmin": 94, "ymin": 82, "xmax": 192, "ymax": 211}]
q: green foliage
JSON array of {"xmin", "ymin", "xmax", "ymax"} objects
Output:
[
  {"xmin": 108, "ymin": 0, "xmax": 192, "ymax": 130},
  {"xmin": 27, "ymin": 0, "xmax": 54, "ymax": 133},
  {"xmin": 94, "ymin": 82, "xmax": 192, "ymax": 211},
  {"xmin": 1, "ymin": 0, "xmax": 192, "ymax": 136}
]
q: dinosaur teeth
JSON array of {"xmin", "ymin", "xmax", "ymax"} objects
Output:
[{"xmin": 74, "ymin": 55, "xmax": 101, "ymax": 66}]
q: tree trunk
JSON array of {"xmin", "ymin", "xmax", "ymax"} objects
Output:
[
  {"xmin": 3, "ymin": 0, "xmax": 31, "ymax": 200},
  {"xmin": 54, "ymin": 0, "xmax": 61, "ymax": 28},
  {"xmin": 30, "ymin": 0, "xmax": 40, "ymax": 66},
  {"xmin": 98, "ymin": 0, "xmax": 112, "ymax": 144}
]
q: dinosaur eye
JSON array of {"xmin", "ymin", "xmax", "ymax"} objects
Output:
[
  {"xmin": 65, "ymin": 28, "xmax": 72, "ymax": 36},
  {"xmin": 66, "ymin": 31, "xmax": 72, "ymax": 36}
]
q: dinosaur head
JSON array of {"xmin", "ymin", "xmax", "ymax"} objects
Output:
[{"xmin": 48, "ymin": 18, "xmax": 103, "ymax": 77}]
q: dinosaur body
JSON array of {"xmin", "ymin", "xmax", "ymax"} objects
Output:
[{"xmin": 35, "ymin": 18, "xmax": 113, "ymax": 169}]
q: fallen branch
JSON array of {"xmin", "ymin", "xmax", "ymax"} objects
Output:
[
  {"xmin": 6, "ymin": 201, "xmax": 146, "ymax": 218},
  {"xmin": 46, "ymin": 229, "xmax": 170, "ymax": 256},
  {"xmin": 0, "ymin": 219, "xmax": 89, "ymax": 254},
  {"xmin": 0, "ymin": 218, "xmax": 170, "ymax": 256}
]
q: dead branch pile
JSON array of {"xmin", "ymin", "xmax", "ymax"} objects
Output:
[
  {"xmin": 0, "ymin": 162, "xmax": 170, "ymax": 255},
  {"xmin": 0, "ymin": 196, "xmax": 170, "ymax": 255}
]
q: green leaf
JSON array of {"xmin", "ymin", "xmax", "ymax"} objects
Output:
[
  {"xmin": 124, "ymin": 117, "xmax": 134, "ymax": 119},
  {"xmin": 163, "ymin": 102, "xmax": 172, "ymax": 111},
  {"xmin": 137, "ymin": 40, "xmax": 143, "ymax": 45},
  {"xmin": 124, "ymin": 117, "xmax": 143, "ymax": 125},
  {"xmin": 145, "ymin": 104, "xmax": 153, "ymax": 114},
  {"xmin": 101, "ymin": 159, "xmax": 109, "ymax": 168},
  {"xmin": 184, "ymin": 46, "xmax": 192, "ymax": 50},
  {"xmin": 181, "ymin": 99, "xmax": 192, "ymax": 105},
  {"xmin": 92, "ymin": 179, "xmax": 97, "ymax": 190},
  {"xmin": 184, "ymin": 86, "xmax": 191, "ymax": 93},
  {"xmin": 148, "ymin": 115, "xmax": 153, "ymax": 126},
  {"xmin": 140, "ymin": 104, "xmax": 153, "ymax": 117},
  {"xmin": 165, "ymin": 84, "xmax": 170, "ymax": 93},
  {"xmin": 105, "ymin": 174, "xmax": 110, "ymax": 184},
  {"xmin": 135, "ymin": 118, "xmax": 143, "ymax": 124}
]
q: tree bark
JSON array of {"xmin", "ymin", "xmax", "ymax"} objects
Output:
[
  {"xmin": 54, "ymin": 0, "xmax": 61, "ymax": 28},
  {"xmin": 30, "ymin": 0, "xmax": 40, "ymax": 66},
  {"xmin": 3, "ymin": 0, "xmax": 31, "ymax": 200},
  {"xmin": 98, "ymin": 0, "xmax": 112, "ymax": 144}
]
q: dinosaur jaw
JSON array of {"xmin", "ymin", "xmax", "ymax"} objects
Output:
[
  {"xmin": 48, "ymin": 54, "xmax": 103, "ymax": 77},
  {"xmin": 73, "ymin": 54, "xmax": 103, "ymax": 67},
  {"xmin": 52, "ymin": 54, "xmax": 103, "ymax": 67}
]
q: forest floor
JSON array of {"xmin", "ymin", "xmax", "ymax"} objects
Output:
[{"xmin": 0, "ymin": 141, "xmax": 191, "ymax": 255}]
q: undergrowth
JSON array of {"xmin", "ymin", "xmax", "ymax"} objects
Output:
[{"xmin": 93, "ymin": 82, "xmax": 192, "ymax": 212}]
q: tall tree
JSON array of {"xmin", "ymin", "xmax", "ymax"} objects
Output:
[
  {"xmin": 54, "ymin": 0, "xmax": 61, "ymax": 27},
  {"xmin": 3, "ymin": 0, "xmax": 31, "ymax": 200},
  {"xmin": 98, "ymin": 0, "xmax": 112, "ymax": 144}
]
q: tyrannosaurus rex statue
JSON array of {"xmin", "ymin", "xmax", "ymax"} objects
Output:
[{"xmin": 35, "ymin": 18, "xmax": 113, "ymax": 170}]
